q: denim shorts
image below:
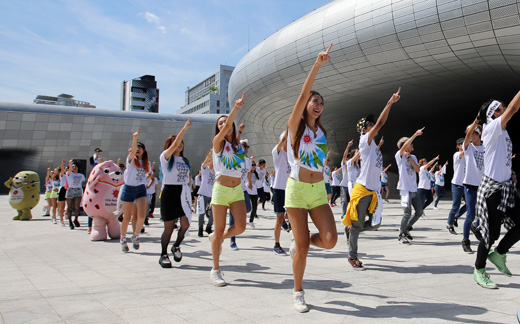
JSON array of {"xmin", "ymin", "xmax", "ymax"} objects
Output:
[
  {"xmin": 121, "ymin": 184, "xmax": 147, "ymax": 202},
  {"xmin": 325, "ymin": 183, "xmax": 332, "ymax": 195},
  {"xmin": 272, "ymin": 188, "xmax": 286, "ymax": 214},
  {"xmin": 65, "ymin": 187, "xmax": 83, "ymax": 199}
]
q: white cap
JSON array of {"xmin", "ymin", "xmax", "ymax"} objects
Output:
[{"xmin": 240, "ymin": 139, "xmax": 249, "ymax": 145}]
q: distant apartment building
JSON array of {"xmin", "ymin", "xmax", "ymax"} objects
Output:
[
  {"xmin": 121, "ymin": 75, "xmax": 159, "ymax": 113},
  {"xmin": 33, "ymin": 93, "xmax": 95, "ymax": 108},
  {"xmin": 177, "ymin": 65, "xmax": 234, "ymax": 115}
]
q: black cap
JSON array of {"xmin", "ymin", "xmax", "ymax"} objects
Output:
[
  {"xmin": 456, "ymin": 138, "xmax": 464, "ymax": 145},
  {"xmin": 95, "ymin": 148, "xmax": 102, "ymax": 152}
]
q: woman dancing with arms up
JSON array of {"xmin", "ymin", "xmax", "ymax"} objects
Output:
[
  {"xmin": 210, "ymin": 93, "xmax": 247, "ymax": 286},
  {"xmin": 286, "ymin": 45, "xmax": 338, "ymax": 312}
]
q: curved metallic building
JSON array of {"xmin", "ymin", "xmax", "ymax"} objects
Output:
[
  {"xmin": 0, "ymin": 102, "xmax": 219, "ymax": 194},
  {"xmin": 229, "ymin": 0, "xmax": 520, "ymax": 185}
]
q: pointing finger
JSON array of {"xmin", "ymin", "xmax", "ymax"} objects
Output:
[
  {"xmin": 396, "ymin": 87, "xmax": 401, "ymax": 95},
  {"xmin": 241, "ymin": 92, "xmax": 245, "ymax": 100},
  {"xmin": 325, "ymin": 44, "xmax": 333, "ymax": 54}
]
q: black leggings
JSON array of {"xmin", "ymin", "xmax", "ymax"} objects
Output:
[
  {"xmin": 475, "ymin": 191, "xmax": 520, "ymax": 269},
  {"xmin": 66, "ymin": 197, "xmax": 81, "ymax": 224},
  {"xmin": 249, "ymin": 194, "xmax": 258, "ymax": 222},
  {"xmin": 331, "ymin": 186, "xmax": 341, "ymax": 204},
  {"xmin": 161, "ymin": 216, "xmax": 189, "ymax": 255}
]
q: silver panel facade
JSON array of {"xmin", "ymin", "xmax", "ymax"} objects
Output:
[{"xmin": 229, "ymin": 0, "xmax": 520, "ymax": 186}]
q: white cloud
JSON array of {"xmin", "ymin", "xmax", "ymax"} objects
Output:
[{"xmin": 143, "ymin": 12, "xmax": 160, "ymax": 25}]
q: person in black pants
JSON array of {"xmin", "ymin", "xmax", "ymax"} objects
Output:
[{"xmin": 473, "ymin": 92, "xmax": 520, "ymax": 289}]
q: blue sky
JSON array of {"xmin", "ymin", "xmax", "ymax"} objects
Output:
[{"xmin": 0, "ymin": 0, "xmax": 332, "ymax": 114}]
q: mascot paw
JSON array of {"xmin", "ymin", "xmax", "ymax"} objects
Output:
[{"xmin": 12, "ymin": 215, "xmax": 21, "ymax": 220}]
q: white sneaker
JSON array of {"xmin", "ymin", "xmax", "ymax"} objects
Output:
[
  {"xmin": 433, "ymin": 207, "xmax": 438, "ymax": 210},
  {"xmin": 208, "ymin": 233, "xmax": 222, "ymax": 255},
  {"xmin": 293, "ymin": 291, "xmax": 309, "ymax": 313},
  {"xmin": 289, "ymin": 240, "xmax": 296, "ymax": 259},
  {"xmin": 210, "ymin": 269, "xmax": 226, "ymax": 287},
  {"xmin": 52, "ymin": 218, "xmax": 57, "ymax": 224},
  {"xmin": 248, "ymin": 222, "xmax": 256, "ymax": 229}
]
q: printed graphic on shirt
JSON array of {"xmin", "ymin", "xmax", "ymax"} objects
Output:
[
  {"xmin": 286, "ymin": 161, "xmax": 291, "ymax": 174},
  {"xmin": 406, "ymin": 159, "xmax": 415, "ymax": 176},
  {"xmin": 506, "ymin": 138, "xmax": 513, "ymax": 167},
  {"xmin": 208, "ymin": 172, "xmax": 216, "ymax": 185},
  {"xmin": 334, "ymin": 172, "xmax": 341, "ymax": 181},
  {"xmin": 176, "ymin": 161, "xmax": 190, "ymax": 183},
  {"xmin": 136, "ymin": 167, "xmax": 147, "ymax": 182},
  {"xmin": 219, "ymin": 143, "xmax": 245, "ymax": 170},
  {"xmin": 375, "ymin": 148, "xmax": 383, "ymax": 168},
  {"xmin": 474, "ymin": 150, "xmax": 485, "ymax": 170},
  {"xmin": 71, "ymin": 174, "xmax": 84, "ymax": 187},
  {"xmin": 299, "ymin": 134, "xmax": 328, "ymax": 169}
]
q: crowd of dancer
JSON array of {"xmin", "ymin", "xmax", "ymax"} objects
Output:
[{"xmin": 39, "ymin": 45, "xmax": 520, "ymax": 312}]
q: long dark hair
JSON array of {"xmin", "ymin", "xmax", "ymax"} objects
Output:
[
  {"xmin": 215, "ymin": 115, "xmax": 239, "ymax": 154},
  {"xmin": 292, "ymin": 91, "xmax": 328, "ymax": 159},
  {"xmin": 163, "ymin": 135, "xmax": 190, "ymax": 172},
  {"xmin": 134, "ymin": 143, "xmax": 150, "ymax": 173}
]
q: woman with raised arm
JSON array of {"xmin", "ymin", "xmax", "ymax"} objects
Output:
[
  {"xmin": 285, "ymin": 45, "xmax": 337, "ymax": 313},
  {"xmin": 473, "ymin": 92, "xmax": 520, "ymax": 289},
  {"xmin": 158, "ymin": 118, "xmax": 192, "ymax": 268},
  {"xmin": 434, "ymin": 161, "xmax": 448, "ymax": 209},
  {"xmin": 209, "ymin": 93, "xmax": 247, "ymax": 287},
  {"xmin": 417, "ymin": 155, "xmax": 439, "ymax": 210},
  {"xmin": 119, "ymin": 128, "xmax": 151, "ymax": 253},
  {"xmin": 66, "ymin": 159, "xmax": 85, "ymax": 229},
  {"xmin": 461, "ymin": 120, "xmax": 484, "ymax": 254}
]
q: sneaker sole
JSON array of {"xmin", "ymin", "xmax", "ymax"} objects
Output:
[{"xmin": 488, "ymin": 256, "xmax": 512, "ymax": 277}]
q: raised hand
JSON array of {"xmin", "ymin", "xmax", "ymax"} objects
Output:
[
  {"xmin": 239, "ymin": 120, "xmax": 246, "ymax": 132},
  {"xmin": 415, "ymin": 127, "xmax": 425, "ymax": 136},
  {"xmin": 347, "ymin": 139, "xmax": 354, "ymax": 147},
  {"xmin": 184, "ymin": 117, "xmax": 192, "ymax": 129},
  {"xmin": 133, "ymin": 128, "xmax": 140, "ymax": 139},
  {"xmin": 316, "ymin": 44, "xmax": 332, "ymax": 65},
  {"xmin": 379, "ymin": 136, "xmax": 385, "ymax": 146},
  {"xmin": 235, "ymin": 92, "xmax": 245, "ymax": 108},
  {"xmin": 389, "ymin": 87, "xmax": 401, "ymax": 104},
  {"xmin": 434, "ymin": 155, "xmax": 440, "ymax": 160}
]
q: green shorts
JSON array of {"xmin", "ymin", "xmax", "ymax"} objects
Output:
[
  {"xmin": 285, "ymin": 178, "xmax": 328, "ymax": 210},
  {"xmin": 211, "ymin": 182, "xmax": 244, "ymax": 207},
  {"xmin": 45, "ymin": 191, "xmax": 51, "ymax": 199},
  {"xmin": 50, "ymin": 191, "xmax": 59, "ymax": 199}
]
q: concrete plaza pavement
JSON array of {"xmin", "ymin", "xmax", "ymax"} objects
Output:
[{"xmin": 1, "ymin": 194, "xmax": 519, "ymax": 323}]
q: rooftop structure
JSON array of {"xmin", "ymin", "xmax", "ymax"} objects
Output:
[
  {"xmin": 34, "ymin": 93, "xmax": 95, "ymax": 108},
  {"xmin": 121, "ymin": 75, "xmax": 160, "ymax": 113}
]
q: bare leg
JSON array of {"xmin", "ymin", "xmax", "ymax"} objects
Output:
[{"xmin": 287, "ymin": 207, "xmax": 310, "ymax": 292}]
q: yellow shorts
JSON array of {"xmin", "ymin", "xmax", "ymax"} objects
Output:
[
  {"xmin": 285, "ymin": 178, "xmax": 328, "ymax": 210},
  {"xmin": 211, "ymin": 182, "xmax": 244, "ymax": 207},
  {"xmin": 45, "ymin": 191, "xmax": 51, "ymax": 199},
  {"xmin": 50, "ymin": 191, "xmax": 59, "ymax": 199}
]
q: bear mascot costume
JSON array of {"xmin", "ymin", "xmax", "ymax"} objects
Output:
[
  {"xmin": 4, "ymin": 171, "xmax": 40, "ymax": 220},
  {"xmin": 82, "ymin": 161, "xmax": 124, "ymax": 241}
]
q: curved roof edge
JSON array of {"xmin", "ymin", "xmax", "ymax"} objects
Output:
[{"xmin": 0, "ymin": 102, "xmax": 219, "ymax": 124}]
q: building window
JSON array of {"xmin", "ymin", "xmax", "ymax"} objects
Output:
[
  {"xmin": 217, "ymin": 100, "xmax": 220, "ymax": 107},
  {"xmin": 216, "ymin": 109, "xmax": 220, "ymax": 113}
]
